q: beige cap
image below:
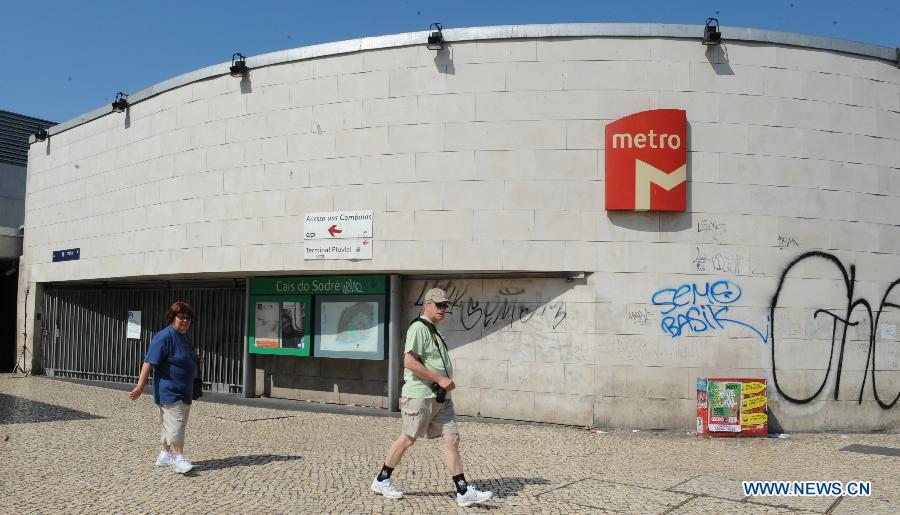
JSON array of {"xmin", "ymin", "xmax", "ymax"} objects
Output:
[{"xmin": 423, "ymin": 287, "xmax": 449, "ymax": 304}]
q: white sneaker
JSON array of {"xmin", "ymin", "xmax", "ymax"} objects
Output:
[
  {"xmin": 371, "ymin": 477, "xmax": 403, "ymax": 499},
  {"xmin": 457, "ymin": 486, "xmax": 493, "ymax": 507},
  {"xmin": 155, "ymin": 452, "xmax": 173, "ymax": 467},
  {"xmin": 173, "ymin": 455, "xmax": 195, "ymax": 474}
]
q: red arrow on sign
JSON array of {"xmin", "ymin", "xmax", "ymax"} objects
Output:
[
  {"xmin": 362, "ymin": 240, "xmax": 369, "ymax": 245},
  {"xmin": 328, "ymin": 225, "xmax": 342, "ymax": 237}
]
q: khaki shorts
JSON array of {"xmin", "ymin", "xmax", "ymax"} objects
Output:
[
  {"xmin": 400, "ymin": 397, "xmax": 459, "ymax": 439},
  {"xmin": 158, "ymin": 401, "xmax": 191, "ymax": 447}
]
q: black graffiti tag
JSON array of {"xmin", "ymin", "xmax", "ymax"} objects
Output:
[
  {"xmin": 413, "ymin": 281, "xmax": 469, "ymax": 307},
  {"xmin": 414, "ymin": 281, "xmax": 567, "ymax": 331},
  {"xmin": 770, "ymin": 251, "xmax": 900, "ymax": 409},
  {"xmin": 460, "ymin": 298, "xmax": 567, "ymax": 331}
]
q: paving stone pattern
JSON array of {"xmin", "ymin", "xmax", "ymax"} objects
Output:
[{"xmin": 1, "ymin": 375, "xmax": 898, "ymax": 514}]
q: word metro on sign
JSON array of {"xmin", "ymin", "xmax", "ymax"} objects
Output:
[{"xmin": 605, "ymin": 109, "xmax": 687, "ymax": 211}]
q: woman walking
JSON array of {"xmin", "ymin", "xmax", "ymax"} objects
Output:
[{"xmin": 129, "ymin": 301, "xmax": 200, "ymax": 474}]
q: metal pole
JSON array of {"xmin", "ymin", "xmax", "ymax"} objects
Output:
[
  {"xmin": 387, "ymin": 274, "xmax": 402, "ymax": 411},
  {"xmin": 242, "ymin": 279, "xmax": 254, "ymax": 398}
]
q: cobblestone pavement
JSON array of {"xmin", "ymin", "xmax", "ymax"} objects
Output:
[{"xmin": 1, "ymin": 374, "xmax": 898, "ymax": 514}]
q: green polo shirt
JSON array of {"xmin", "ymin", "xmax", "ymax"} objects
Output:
[{"xmin": 401, "ymin": 320, "xmax": 453, "ymax": 399}]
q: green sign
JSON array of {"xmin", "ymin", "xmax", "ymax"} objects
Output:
[
  {"xmin": 248, "ymin": 275, "xmax": 387, "ymax": 358},
  {"xmin": 250, "ymin": 275, "xmax": 385, "ymax": 296}
]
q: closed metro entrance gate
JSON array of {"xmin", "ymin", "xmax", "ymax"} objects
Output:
[{"xmin": 40, "ymin": 281, "xmax": 246, "ymax": 393}]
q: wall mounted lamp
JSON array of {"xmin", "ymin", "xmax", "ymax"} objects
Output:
[
  {"xmin": 426, "ymin": 23, "xmax": 444, "ymax": 50},
  {"xmin": 34, "ymin": 128, "xmax": 48, "ymax": 141},
  {"xmin": 230, "ymin": 53, "xmax": 249, "ymax": 76},
  {"xmin": 703, "ymin": 18, "xmax": 722, "ymax": 45},
  {"xmin": 111, "ymin": 92, "xmax": 129, "ymax": 112}
]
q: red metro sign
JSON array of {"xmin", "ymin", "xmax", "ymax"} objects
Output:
[{"xmin": 605, "ymin": 109, "xmax": 687, "ymax": 211}]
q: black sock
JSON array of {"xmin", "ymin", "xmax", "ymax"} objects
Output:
[
  {"xmin": 377, "ymin": 464, "xmax": 394, "ymax": 482},
  {"xmin": 453, "ymin": 474, "xmax": 468, "ymax": 495}
]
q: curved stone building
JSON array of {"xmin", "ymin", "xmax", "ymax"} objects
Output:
[{"xmin": 19, "ymin": 24, "xmax": 900, "ymax": 431}]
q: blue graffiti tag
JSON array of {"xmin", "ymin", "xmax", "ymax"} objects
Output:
[{"xmin": 651, "ymin": 280, "xmax": 769, "ymax": 343}]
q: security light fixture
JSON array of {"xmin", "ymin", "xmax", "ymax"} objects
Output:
[
  {"xmin": 427, "ymin": 23, "xmax": 444, "ymax": 50},
  {"xmin": 230, "ymin": 53, "xmax": 249, "ymax": 76},
  {"xmin": 34, "ymin": 128, "xmax": 48, "ymax": 141},
  {"xmin": 703, "ymin": 18, "xmax": 722, "ymax": 45},
  {"xmin": 111, "ymin": 92, "xmax": 129, "ymax": 112}
]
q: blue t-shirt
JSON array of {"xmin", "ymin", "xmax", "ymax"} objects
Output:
[{"xmin": 144, "ymin": 325, "xmax": 197, "ymax": 405}]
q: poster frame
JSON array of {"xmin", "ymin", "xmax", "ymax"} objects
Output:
[
  {"xmin": 126, "ymin": 310, "xmax": 142, "ymax": 340},
  {"xmin": 248, "ymin": 295, "xmax": 312, "ymax": 356},
  {"xmin": 313, "ymin": 294, "xmax": 386, "ymax": 360},
  {"xmin": 707, "ymin": 380, "xmax": 743, "ymax": 433}
]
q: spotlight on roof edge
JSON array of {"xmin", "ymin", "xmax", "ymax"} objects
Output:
[
  {"xmin": 34, "ymin": 127, "xmax": 48, "ymax": 141},
  {"xmin": 230, "ymin": 53, "xmax": 249, "ymax": 77},
  {"xmin": 111, "ymin": 92, "xmax": 129, "ymax": 112},
  {"xmin": 427, "ymin": 23, "xmax": 444, "ymax": 50},
  {"xmin": 703, "ymin": 18, "xmax": 722, "ymax": 45}
]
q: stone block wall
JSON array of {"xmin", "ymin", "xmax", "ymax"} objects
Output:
[
  {"xmin": 19, "ymin": 31, "xmax": 900, "ymax": 430},
  {"xmin": 256, "ymin": 354, "xmax": 389, "ymax": 407}
]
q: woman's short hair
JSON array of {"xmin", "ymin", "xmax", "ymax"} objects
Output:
[{"xmin": 165, "ymin": 301, "xmax": 195, "ymax": 324}]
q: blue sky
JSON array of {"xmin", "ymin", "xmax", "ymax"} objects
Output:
[{"xmin": 1, "ymin": 0, "xmax": 897, "ymax": 123}]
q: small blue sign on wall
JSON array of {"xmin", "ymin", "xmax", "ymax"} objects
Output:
[{"xmin": 52, "ymin": 248, "xmax": 80, "ymax": 262}]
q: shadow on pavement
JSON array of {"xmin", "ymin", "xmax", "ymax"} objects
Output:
[
  {"xmin": 402, "ymin": 490, "xmax": 502, "ymax": 510},
  {"xmin": 0, "ymin": 393, "xmax": 104, "ymax": 424},
  {"xmin": 193, "ymin": 454, "xmax": 303, "ymax": 472},
  {"xmin": 403, "ymin": 476, "xmax": 549, "ymax": 499},
  {"xmin": 484, "ymin": 476, "xmax": 551, "ymax": 495}
]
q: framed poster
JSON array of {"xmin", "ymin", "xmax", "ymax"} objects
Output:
[
  {"xmin": 280, "ymin": 301, "xmax": 307, "ymax": 350},
  {"xmin": 314, "ymin": 295, "xmax": 385, "ymax": 360},
  {"xmin": 254, "ymin": 301, "xmax": 280, "ymax": 348},
  {"xmin": 249, "ymin": 296, "xmax": 312, "ymax": 356},
  {"xmin": 707, "ymin": 380, "xmax": 742, "ymax": 432},
  {"xmin": 126, "ymin": 310, "xmax": 142, "ymax": 339}
]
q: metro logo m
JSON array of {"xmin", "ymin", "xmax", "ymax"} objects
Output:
[
  {"xmin": 605, "ymin": 109, "xmax": 687, "ymax": 211},
  {"xmin": 634, "ymin": 160, "xmax": 686, "ymax": 210}
]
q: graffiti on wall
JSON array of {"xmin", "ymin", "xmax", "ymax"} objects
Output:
[
  {"xmin": 626, "ymin": 307, "xmax": 655, "ymax": 326},
  {"xmin": 776, "ymin": 235, "xmax": 799, "ymax": 250},
  {"xmin": 413, "ymin": 281, "xmax": 567, "ymax": 331},
  {"xmin": 696, "ymin": 218, "xmax": 727, "ymax": 242},
  {"xmin": 771, "ymin": 251, "xmax": 900, "ymax": 409},
  {"xmin": 692, "ymin": 247, "xmax": 743, "ymax": 274},
  {"xmin": 651, "ymin": 280, "xmax": 769, "ymax": 343}
]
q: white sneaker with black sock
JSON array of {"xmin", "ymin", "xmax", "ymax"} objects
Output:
[
  {"xmin": 371, "ymin": 477, "xmax": 403, "ymax": 499},
  {"xmin": 457, "ymin": 486, "xmax": 492, "ymax": 507}
]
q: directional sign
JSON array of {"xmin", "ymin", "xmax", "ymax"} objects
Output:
[
  {"xmin": 304, "ymin": 210, "xmax": 373, "ymax": 239},
  {"xmin": 304, "ymin": 238, "xmax": 373, "ymax": 260}
]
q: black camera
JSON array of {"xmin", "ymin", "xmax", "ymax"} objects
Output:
[{"xmin": 431, "ymin": 382, "xmax": 447, "ymax": 403}]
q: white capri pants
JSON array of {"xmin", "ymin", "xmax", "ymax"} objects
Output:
[{"xmin": 158, "ymin": 401, "xmax": 191, "ymax": 447}]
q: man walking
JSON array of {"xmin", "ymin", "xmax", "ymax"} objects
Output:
[{"xmin": 370, "ymin": 288, "xmax": 493, "ymax": 507}]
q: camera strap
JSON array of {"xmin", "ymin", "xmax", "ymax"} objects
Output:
[{"xmin": 410, "ymin": 317, "xmax": 452, "ymax": 379}]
